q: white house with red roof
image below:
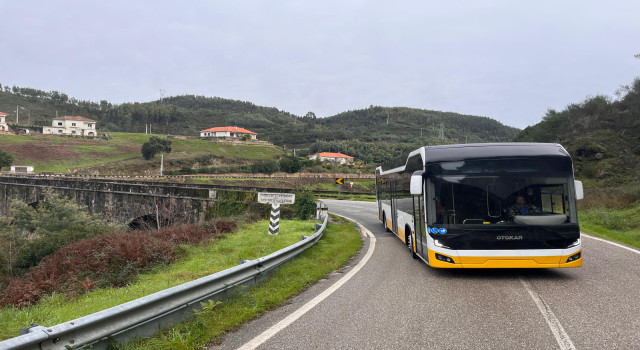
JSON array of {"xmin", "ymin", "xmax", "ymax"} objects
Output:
[
  {"xmin": 43, "ymin": 116, "xmax": 97, "ymax": 137},
  {"xmin": 309, "ymin": 152, "xmax": 355, "ymax": 164},
  {"xmin": 199, "ymin": 126, "xmax": 258, "ymax": 140},
  {"xmin": 0, "ymin": 111, "xmax": 9, "ymax": 132}
]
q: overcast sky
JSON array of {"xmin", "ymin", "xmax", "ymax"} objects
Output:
[{"xmin": 1, "ymin": 1, "xmax": 638, "ymax": 129}]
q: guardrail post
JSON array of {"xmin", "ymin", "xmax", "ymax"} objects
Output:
[{"xmin": 316, "ymin": 201, "xmax": 328, "ymax": 220}]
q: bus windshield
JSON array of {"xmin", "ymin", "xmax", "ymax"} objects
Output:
[{"xmin": 426, "ymin": 159, "xmax": 577, "ymax": 226}]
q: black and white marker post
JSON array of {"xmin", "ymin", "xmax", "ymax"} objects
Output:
[
  {"xmin": 269, "ymin": 204, "xmax": 281, "ymax": 235},
  {"xmin": 258, "ymin": 192, "xmax": 296, "ymax": 235}
]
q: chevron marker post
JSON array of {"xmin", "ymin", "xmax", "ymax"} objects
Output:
[
  {"xmin": 258, "ymin": 192, "xmax": 295, "ymax": 236},
  {"xmin": 269, "ymin": 204, "xmax": 280, "ymax": 235}
]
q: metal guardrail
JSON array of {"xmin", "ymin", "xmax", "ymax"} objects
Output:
[{"xmin": 0, "ymin": 214, "xmax": 329, "ymax": 350}]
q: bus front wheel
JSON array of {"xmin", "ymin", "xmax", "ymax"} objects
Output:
[
  {"xmin": 382, "ymin": 212, "xmax": 391, "ymax": 232},
  {"xmin": 406, "ymin": 227, "xmax": 418, "ymax": 259}
]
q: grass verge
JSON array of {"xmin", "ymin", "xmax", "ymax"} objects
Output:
[
  {"xmin": 120, "ymin": 214, "xmax": 361, "ymax": 350},
  {"xmin": 579, "ymin": 204, "xmax": 640, "ymax": 249},
  {"xmin": 0, "ymin": 219, "xmax": 316, "ymax": 340}
]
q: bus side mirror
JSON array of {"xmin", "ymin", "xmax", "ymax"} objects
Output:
[
  {"xmin": 575, "ymin": 180, "xmax": 584, "ymax": 200},
  {"xmin": 410, "ymin": 174, "xmax": 423, "ymax": 195}
]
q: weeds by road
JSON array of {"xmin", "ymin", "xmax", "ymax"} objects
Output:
[
  {"xmin": 579, "ymin": 184, "xmax": 640, "ymax": 249},
  {"xmin": 121, "ymin": 214, "xmax": 361, "ymax": 350},
  {"xmin": 0, "ymin": 219, "xmax": 319, "ymax": 340}
]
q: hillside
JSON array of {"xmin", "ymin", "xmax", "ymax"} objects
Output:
[
  {"xmin": 514, "ymin": 77, "xmax": 640, "ymax": 186},
  {"xmin": 0, "ymin": 84, "xmax": 517, "ymax": 144},
  {"xmin": 0, "ymin": 133, "xmax": 283, "ymax": 174},
  {"xmin": 0, "ymin": 84, "xmax": 520, "ymax": 169}
]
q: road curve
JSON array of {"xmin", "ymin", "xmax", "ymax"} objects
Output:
[{"xmin": 211, "ymin": 200, "xmax": 640, "ymax": 349}]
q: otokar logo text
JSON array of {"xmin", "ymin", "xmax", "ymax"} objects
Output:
[{"xmin": 496, "ymin": 235, "xmax": 524, "ymax": 240}]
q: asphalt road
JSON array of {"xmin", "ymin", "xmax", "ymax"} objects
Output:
[{"xmin": 211, "ymin": 200, "xmax": 640, "ymax": 349}]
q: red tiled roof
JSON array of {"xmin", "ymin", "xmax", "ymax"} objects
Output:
[
  {"xmin": 313, "ymin": 152, "xmax": 354, "ymax": 159},
  {"xmin": 54, "ymin": 116, "xmax": 97, "ymax": 122},
  {"xmin": 0, "ymin": 112, "xmax": 8, "ymax": 116},
  {"xmin": 199, "ymin": 126, "xmax": 258, "ymax": 135}
]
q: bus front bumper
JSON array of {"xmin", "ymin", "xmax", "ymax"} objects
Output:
[{"xmin": 427, "ymin": 249, "xmax": 582, "ymax": 269}]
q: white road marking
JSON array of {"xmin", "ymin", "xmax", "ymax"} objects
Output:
[
  {"xmin": 519, "ymin": 276, "xmax": 576, "ymax": 350},
  {"xmin": 582, "ymin": 233, "xmax": 640, "ymax": 255},
  {"xmin": 236, "ymin": 216, "xmax": 376, "ymax": 350}
]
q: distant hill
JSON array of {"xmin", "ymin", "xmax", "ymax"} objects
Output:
[
  {"xmin": 514, "ymin": 78, "xmax": 640, "ymax": 185},
  {"xmin": 0, "ymin": 82, "xmax": 519, "ymax": 166}
]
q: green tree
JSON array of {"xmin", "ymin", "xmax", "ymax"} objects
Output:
[
  {"xmin": 251, "ymin": 160, "xmax": 279, "ymax": 174},
  {"xmin": 279, "ymin": 156, "xmax": 302, "ymax": 173},
  {"xmin": 141, "ymin": 136, "xmax": 172, "ymax": 160},
  {"xmin": 293, "ymin": 191, "xmax": 316, "ymax": 220},
  {"xmin": 0, "ymin": 149, "xmax": 13, "ymax": 170}
]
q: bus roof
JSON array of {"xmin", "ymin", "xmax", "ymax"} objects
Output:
[{"xmin": 423, "ymin": 143, "xmax": 570, "ymax": 164}]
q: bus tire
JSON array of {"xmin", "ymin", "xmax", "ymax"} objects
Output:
[
  {"xmin": 406, "ymin": 227, "xmax": 418, "ymax": 259},
  {"xmin": 382, "ymin": 212, "xmax": 391, "ymax": 232}
]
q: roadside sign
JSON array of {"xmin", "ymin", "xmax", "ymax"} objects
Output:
[
  {"xmin": 336, "ymin": 178, "xmax": 344, "ymax": 185},
  {"xmin": 258, "ymin": 192, "xmax": 296, "ymax": 205},
  {"xmin": 258, "ymin": 192, "xmax": 295, "ymax": 235}
]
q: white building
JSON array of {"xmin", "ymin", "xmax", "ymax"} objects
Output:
[
  {"xmin": 11, "ymin": 166, "xmax": 34, "ymax": 173},
  {"xmin": 43, "ymin": 116, "xmax": 97, "ymax": 137},
  {"xmin": 0, "ymin": 111, "xmax": 9, "ymax": 132},
  {"xmin": 199, "ymin": 126, "xmax": 258, "ymax": 140},
  {"xmin": 309, "ymin": 152, "xmax": 355, "ymax": 164}
]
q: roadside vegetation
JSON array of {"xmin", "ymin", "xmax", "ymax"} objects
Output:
[
  {"xmin": 0, "ymin": 189, "xmax": 121, "ymax": 280},
  {"xmin": 120, "ymin": 215, "xmax": 361, "ymax": 350},
  {"xmin": 0, "ymin": 218, "xmax": 321, "ymax": 340},
  {"xmin": 0, "ymin": 188, "xmax": 354, "ymax": 345},
  {"xmin": 578, "ymin": 184, "xmax": 640, "ymax": 249}
]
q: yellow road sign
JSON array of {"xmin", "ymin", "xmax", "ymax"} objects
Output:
[{"xmin": 336, "ymin": 178, "xmax": 344, "ymax": 185}]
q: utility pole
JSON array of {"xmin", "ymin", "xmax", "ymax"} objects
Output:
[
  {"xmin": 160, "ymin": 153, "xmax": 164, "ymax": 176},
  {"xmin": 159, "ymin": 89, "xmax": 166, "ymax": 104},
  {"xmin": 16, "ymin": 105, "xmax": 18, "ymax": 124},
  {"xmin": 439, "ymin": 123, "xmax": 445, "ymax": 140},
  {"xmin": 386, "ymin": 114, "xmax": 389, "ymax": 125}
]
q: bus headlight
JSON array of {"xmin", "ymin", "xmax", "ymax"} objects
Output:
[
  {"xmin": 567, "ymin": 238, "xmax": 580, "ymax": 248},
  {"xmin": 435, "ymin": 253, "xmax": 455, "ymax": 264},
  {"xmin": 434, "ymin": 239, "xmax": 450, "ymax": 249},
  {"xmin": 566, "ymin": 252, "xmax": 581, "ymax": 262}
]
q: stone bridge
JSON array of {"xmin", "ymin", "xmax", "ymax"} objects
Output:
[{"xmin": 0, "ymin": 175, "xmax": 286, "ymax": 227}]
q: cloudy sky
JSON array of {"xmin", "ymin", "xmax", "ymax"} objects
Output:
[{"xmin": 1, "ymin": 1, "xmax": 638, "ymax": 129}]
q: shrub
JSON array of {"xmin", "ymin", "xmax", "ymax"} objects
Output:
[
  {"xmin": 0, "ymin": 220, "xmax": 236, "ymax": 307},
  {"xmin": 279, "ymin": 156, "xmax": 302, "ymax": 173},
  {"xmin": 251, "ymin": 160, "xmax": 279, "ymax": 174},
  {"xmin": 0, "ymin": 149, "xmax": 13, "ymax": 170},
  {"xmin": 293, "ymin": 191, "xmax": 316, "ymax": 220},
  {"xmin": 0, "ymin": 189, "xmax": 119, "ymax": 276}
]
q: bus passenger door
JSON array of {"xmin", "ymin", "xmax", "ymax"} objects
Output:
[
  {"xmin": 391, "ymin": 181, "xmax": 398, "ymax": 235},
  {"xmin": 413, "ymin": 193, "xmax": 426, "ymax": 258}
]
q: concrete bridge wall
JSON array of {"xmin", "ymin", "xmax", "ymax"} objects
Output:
[{"xmin": 0, "ymin": 176, "xmax": 224, "ymax": 225}]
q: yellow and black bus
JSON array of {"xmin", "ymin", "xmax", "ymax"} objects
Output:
[{"xmin": 376, "ymin": 143, "xmax": 583, "ymax": 268}]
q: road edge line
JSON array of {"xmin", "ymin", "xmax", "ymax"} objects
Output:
[
  {"xmin": 581, "ymin": 232, "xmax": 640, "ymax": 255},
  {"xmin": 236, "ymin": 214, "xmax": 376, "ymax": 350}
]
